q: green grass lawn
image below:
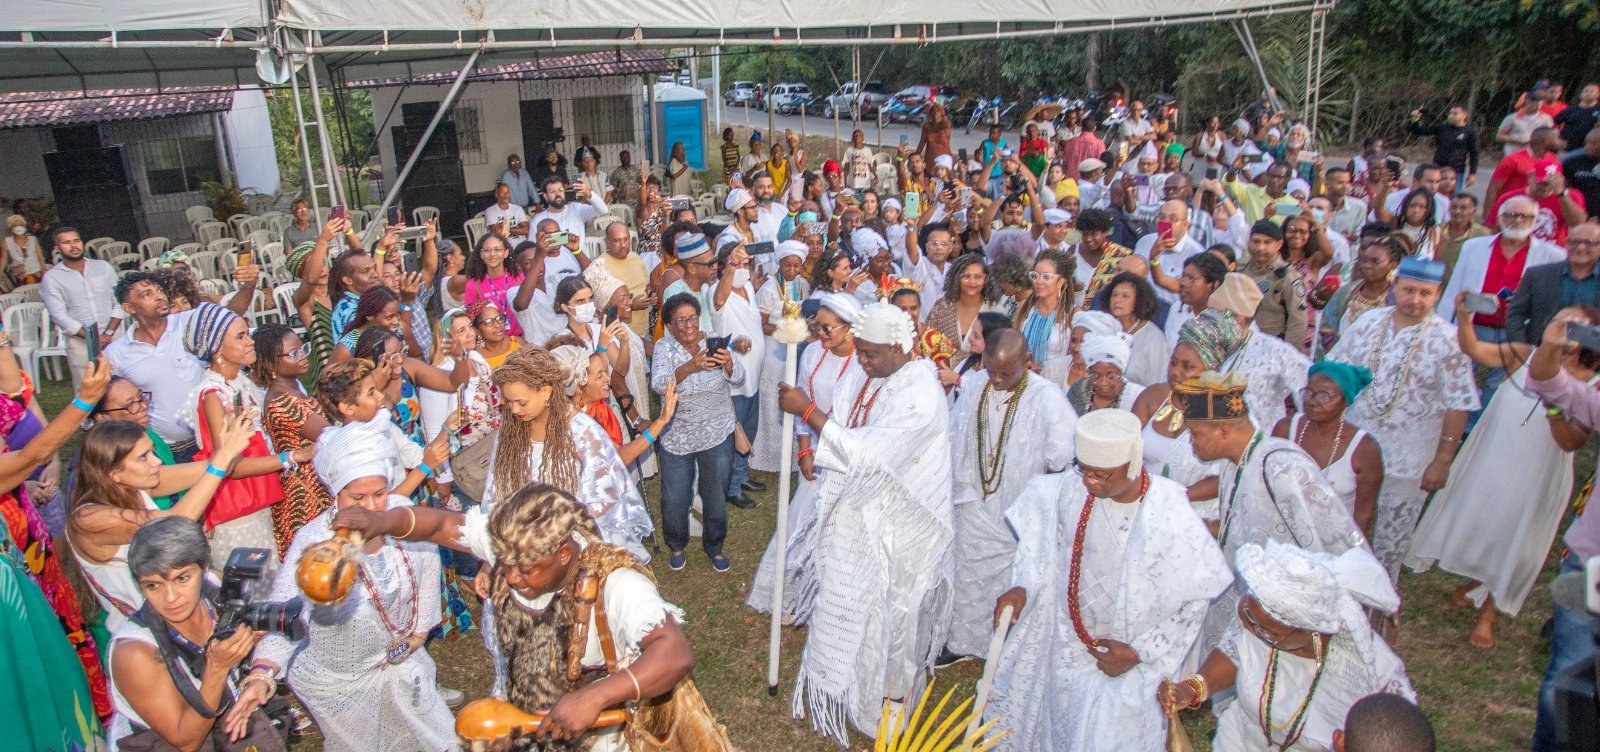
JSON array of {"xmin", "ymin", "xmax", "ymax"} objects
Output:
[{"xmin": 32, "ymin": 379, "xmax": 1557, "ymax": 751}]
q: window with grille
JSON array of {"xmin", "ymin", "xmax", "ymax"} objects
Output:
[
  {"xmin": 570, "ymin": 95, "xmax": 633, "ymax": 145},
  {"xmin": 454, "ymin": 99, "xmax": 486, "ymax": 166},
  {"xmin": 144, "ymin": 136, "xmax": 220, "ymax": 195}
]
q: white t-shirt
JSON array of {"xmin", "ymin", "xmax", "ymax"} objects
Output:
[
  {"xmin": 105, "ymin": 310, "xmax": 207, "ymax": 444},
  {"xmin": 843, "ymin": 146, "xmax": 876, "ymax": 190},
  {"xmin": 532, "ymin": 192, "xmax": 608, "ymax": 246},
  {"xmin": 512, "ymin": 284, "xmax": 565, "ymax": 347},
  {"xmin": 1134, "ymin": 232, "xmax": 1205, "ymax": 307},
  {"xmin": 483, "ymin": 203, "xmax": 530, "ymax": 242},
  {"xmin": 1499, "ymin": 111, "xmax": 1555, "ymax": 156},
  {"xmin": 1120, "ymin": 117, "xmax": 1154, "ymax": 142}
]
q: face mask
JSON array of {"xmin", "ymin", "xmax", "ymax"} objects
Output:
[
  {"xmin": 1310, "ymin": 208, "xmax": 1326, "ymax": 223},
  {"xmin": 732, "ymin": 268, "xmax": 751, "ymax": 288},
  {"xmin": 571, "ymin": 301, "xmax": 596, "ymax": 323},
  {"xmin": 9, "ymin": 226, "xmax": 23, "ymax": 235},
  {"xmin": 1500, "ymin": 224, "xmax": 1534, "ymax": 242}
]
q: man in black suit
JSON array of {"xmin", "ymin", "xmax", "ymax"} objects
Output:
[{"xmin": 1506, "ymin": 221, "xmax": 1600, "ymax": 344}]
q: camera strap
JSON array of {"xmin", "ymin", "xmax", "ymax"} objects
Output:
[{"xmin": 126, "ymin": 581, "xmax": 233, "ymax": 720}]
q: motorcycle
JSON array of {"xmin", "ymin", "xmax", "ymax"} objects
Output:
[
  {"xmin": 879, "ymin": 95, "xmax": 930, "ymax": 126},
  {"xmin": 965, "ymin": 96, "xmax": 1022, "ymax": 133}
]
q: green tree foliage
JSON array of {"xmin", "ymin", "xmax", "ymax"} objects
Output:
[{"xmin": 265, "ymin": 86, "xmax": 374, "ymax": 198}]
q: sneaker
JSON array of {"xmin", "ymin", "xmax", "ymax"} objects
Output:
[
  {"xmin": 669, "ymin": 551, "xmax": 687, "ymax": 571},
  {"xmin": 709, "ymin": 553, "xmax": 731, "ymax": 573},
  {"xmin": 438, "ymin": 684, "xmax": 466, "ymax": 710},
  {"xmin": 933, "ymin": 650, "xmax": 972, "ymax": 669}
]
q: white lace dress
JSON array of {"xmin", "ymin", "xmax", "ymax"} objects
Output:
[
  {"xmin": 1221, "ymin": 330, "xmax": 1310, "ymax": 431},
  {"xmin": 255, "ymin": 503, "xmax": 455, "ymax": 752},
  {"xmin": 750, "ymin": 276, "xmax": 809, "ymax": 473}
]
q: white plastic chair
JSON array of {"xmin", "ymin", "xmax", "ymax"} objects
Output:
[
  {"xmin": 194, "ymin": 221, "xmax": 230, "ymax": 246},
  {"xmin": 347, "ymin": 209, "xmax": 369, "ymax": 235},
  {"xmin": 267, "ymin": 214, "xmax": 293, "ymax": 235},
  {"xmin": 138, "ymin": 237, "xmax": 170, "ymax": 260},
  {"xmin": 33, "ymin": 309, "xmax": 69, "ymax": 382},
  {"xmin": 247, "ymin": 229, "xmax": 274, "ymax": 251},
  {"xmin": 96, "ymin": 241, "xmax": 132, "ymax": 262},
  {"xmin": 198, "ymin": 278, "xmax": 233, "ymax": 299},
  {"xmin": 689, "ymin": 179, "xmax": 706, "ymax": 195},
  {"xmin": 607, "ymin": 204, "xmax": 636, "ymax": 227},
  {"xmin": 185, "ymin": 206, "xmax": 215, "ymax": 225},
  {"xmin": 109, "ymin": 253, "xmax": 140, "ymax": 269},
  {"xmin": 12, "ymin": 283, "xmax": 40, "ymax": 303},
  {"xmin": 168, "ymin": 242, "xmax": 201, "ymax": 259},
  {"xmin": 587, "ymin": 214, "xmax": 621, "ymax": 236},
  {"xmin": 227, "ymin": 213, "xmax": 253, "ymax": 240},
  {"xmin": 84, "ymin": 236, "xmax": 115, "ymax": 255},
  {"xmin": 186, "ymin": 250, "xmax": 223, "ymax": 280},
  {"xmin": 463, "ymin": 216, "xmax": 487, "ymax": 249},
  {"xmin": 207, "ymin": 238, "xmax": 239, "ymax": 256},
  {"xmin": 257, "ymin": 241, "xmax": 285, "ymax": 271},
  {"xmin": 139, "ymin": 257, "xmax": 161, "ymax": 271},
  {"xmin": 2, "ymin": 303, "xmax": 45, "ymax": 385},
  {"xmin": 412, "ymin": 206, "xmax": 440, "ymax": 226},
  {"xmin": 247, "ymin": 289, "xmax": 282, "ymax": 327},
  {"xmin": 581, "ymin": 236, "xmax": 606, "ymax": 260},
  {"xmin": 273, "ymin": 282, "xmax": 304, "ymax": 333}
]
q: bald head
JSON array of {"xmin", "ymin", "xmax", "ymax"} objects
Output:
[
  {"xmin": 985, "ymin": 328, "xmax": 1030, "ymax": 392},
  {"xmin": 1117, "ymin": 254, "xmax": 1151, "ymax": 277}
]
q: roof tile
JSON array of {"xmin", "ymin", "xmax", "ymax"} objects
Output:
[
  {"xmin": 348, "ymin": 49, "xmax": 677, "ymax": 88},
  {"xmin": 0, "ymin": 87, "xmax": 235, "ymax": 130}
]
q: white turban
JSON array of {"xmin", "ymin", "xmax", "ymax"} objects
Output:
[
  {"xmin": 549, "ymin": 344, "xmax": 594, "ymax": 396},
  {"xmin": 775, "ymin": 240, "xmax": 808, "ymax": 264},
  {"xmin": 1074, "ymin": 408, "xmax": 1143, "ymax": 480},
  {"xmin": 882, "ymin": 197, "xmax": 903, "ymax": 213},
  {"xmin": 933, "ymin": 154, "xmax": 955, "ymax": 171},
  {"xmin": 1235, "ymin": 540, "xmax": 1400, "ymax": 674},
  {"xmin": 818, "ymin": 292, "xmax": 864, "ymax": 324},
  {"xmin": 1286, "ymin": 178, "xmax": 1312, "ymax": 198},
  {"xmin": 725, "ymin": 188, "xmax": 754, "ymax": 212},
  {"xmin": 583, "ymin": 262, "xmax": 626, "ymax": 309},
  {"xmin": 315, "ymin": 413, "xmax": 409, "ymax": 494},
  {"xmin": 1137, "ymin": 140, "xmax": 1159, "ymax": 162},
  {"xmin": 852, "ymin": 300, "xmax": 916, "ymax": 353},
  {"xmin": 1081, "ymin": 332, "xmax": 1130, "ymax": 372},
  {"xmin": 1232, "ymin": 118, "xmax": 1252, "ymax": 136},
  {"xmin": 851, "ymin": 227, "xmax": 889, "ymax": 256},
  {"xmin": 1073, "ymin": 310, "xmax": 1123, "ymax": 339}
]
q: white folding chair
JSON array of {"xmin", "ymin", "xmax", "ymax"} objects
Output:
[
  {"xmin": 412, "ymin": 206, "xmax": 440, "ymax": 226},
  {"xmin": 2, "ymin": 302, "xmax": 44, "ymax": 385},
  {"xmin": 138, "ymin": 237, "xmax": 170, "ymax": 260},
  {"xmin": 273, "ymin": 282, "xmax": 305, "ymax": 334}
]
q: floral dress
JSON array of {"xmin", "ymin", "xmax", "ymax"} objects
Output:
[
  {"xmin": 390, "ymin": 372, "xmax": 474, "ymax": 639},
  {"xmin": 262, "ymin": 389, "xmax": 335, "ymax": 557},
  {"xmin": 0, "ymin": 377, "xmax": 111, "ymax": 719}
]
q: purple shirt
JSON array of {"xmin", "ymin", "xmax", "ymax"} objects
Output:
[{"xmin": 1529, "ymin": 367, "xmax": 1600, "ymax": 559}]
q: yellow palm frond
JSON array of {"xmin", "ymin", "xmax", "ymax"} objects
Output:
[{"xmin": 874, "ymin": 686, "xmax": 1009, "ymax": 752}]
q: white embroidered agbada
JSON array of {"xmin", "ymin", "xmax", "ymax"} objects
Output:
[
  {"xmin": 792, "ymin": 356, "xmax": 953, "ymax": 744},
  {"xmin": 1211, "ymin": 541, "xmax": 1414, "ymax": 752},
  {"xmin": 1220, "ymin": 329, "xmax": 1309, "ymax": 431},
  {"xmin": 1325, "ymin": 306, "xmax": 1480, "ymax": 579},
  {"xmin": 257, "ymin": 505, "xmax": 454, "ymax": 752},
  {"xmin": 945, "ymin": 369, "xmax": 1076, "ymax": 658},
  {"xmin": 988, "ymin": 470, "xmax": 1231, "ymax": 752}
]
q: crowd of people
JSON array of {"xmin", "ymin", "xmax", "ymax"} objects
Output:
[{"xmin": 5, "ymin": 76, "xmax": 1600, "ymax": 752}]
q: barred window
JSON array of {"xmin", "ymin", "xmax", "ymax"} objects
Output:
[
  {"xmin": 570, "ymin": 95, "xmax": 633, "ymax": 146},
  {"xmin": 454, "ymin": 99, "xmax": 486, "ymax": 166}
]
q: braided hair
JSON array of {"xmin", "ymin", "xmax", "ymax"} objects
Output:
[
  {"xmin": 250, "ymin": 323, "xmax": 295, "ymax": 384},
  {"xmin": 488, "ymin": 483, "xmax": 601, "ymax": 711},
  {"xmin": 490, "ymin": 348, "xmax": 581, "ymax": 497}
]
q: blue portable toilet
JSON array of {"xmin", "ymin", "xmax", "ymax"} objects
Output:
[{"xmin": 648, "ymin": 82, "xmax": 707, "ymax": 171}]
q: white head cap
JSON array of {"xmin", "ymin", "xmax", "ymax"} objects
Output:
[
  {"xmin": 1235, "ymin": 540, "xmax": 1400, "ymax": 673},
  {"xmin": 1072, "ymin": 310, "xmax": 1123, "ymax": 339},
  {"xmin": 1081, "ymin": 332, "xmax": 1131, "ymax": 372},
  {"xmin": 934, "ymin": 154, "xmax": 955, "ymax": 171},
  {"xmin": 775, "ymin": 240, "xmax": 808, "ymax": 264},
  {"xmin": 818, "ymin": 292, "xmax": 864, "ymax": 324},
  {"xmin": 852, "ymin": 301, "xmax": 916, "ymax": 353},
  {"xmin": 851, "ymin": 227, "xmax": 889, "ymax": 255},
  {"xmin": 315, "ymin": 416, "xmax": 406, "ymax": 494},
  {"xmin": 1074, "ymin": 408, "xmax": 1144, "ymax": 480}
]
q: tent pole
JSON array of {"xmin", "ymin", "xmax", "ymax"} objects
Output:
[
  {"xmin": 1308, "ymin": 8, "xmax": 1328, "ymax": 142},
  {"xmin": 303, "ymin": 31, "xmax": 344, "ymax": 208},
  {"xmin": 712, "ymin": 45, "xmax": 723, "ymax": 130},
  {"xmin": 288, "ymin": 56, "xmax": 323, "ymax": 217},
  {"xmin": 375, "ymin": 48, "xmax": 482, "ymax": 234},
  {"xmin": 646, "ymin": 75, "xmax": 658, "ymax": 165}
]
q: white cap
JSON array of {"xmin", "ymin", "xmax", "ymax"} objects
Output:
[
  {"xmin": 1044, "ymin": 208, "xmax": 1073, "ymax": 225},
  {"xmin": 1079, "ymin": 157, "xmax": 1107, "ymax": 174}
]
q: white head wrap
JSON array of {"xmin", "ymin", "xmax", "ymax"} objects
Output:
[
  {"xmin": 1235, "ymin": 540, "xmax": 1400, "ymax": 672},
  {"xmin": 818, "ymin": 292, "xmax": 864, "ymax": 324},
  {"xmin": 1074, "ymin": 408, "xmax": 1144, "ymax": 480},
  {"xmin": 882, "ymin": 197, "xmax": 903, "ymax": 213},
  {"xmin": 852, "ymin": 301, "xmax": 916, "ymax": 353},
  {"xmin": 549, "ymin": 344, "xmax": 595, "ymax": 396},
  {"xmin": 1137, "ymin": 140, "xmax": 1159, "ymax": 162},
  {"xmin": 933, "ymin": 154, "xmax": 955, "ymax": 171},
  {"xmin": 775, "ymin": 240, "xmax": 808, "ymax": 264},
  {"xmin": 315, "ymin": 415, "xmax": 407, "ymax": 494},
  {"xmin": 851, "ymin": 227, "xmax": 889, "ymax": 256},
  {"xmin": 1073, "ymin": 310, "xmax": 1123, "ymax": 339},
  {"xmin": 582, "ymin": 261, "xmax": 626, "ymax": 308},
  {"xmin": 1081, "ymin": 332, "xmax": 1130, "ymax": 372},
  {"xmin": 725, "ymin": 188, "xmax": 755, "ymax": 212},
  {"xmin": 1232, "ymin": 118, "xmax": 1252, "ymax": 137},
  {"xmin": 1286, "ymin": 178, "xmax": 1312, "ymax": 198}
]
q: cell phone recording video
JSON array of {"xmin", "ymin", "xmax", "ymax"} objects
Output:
[
  {"xmin": 603, "ymin": 304, "xmax": 620, "ymax": 323},
  {"xmin": 746, "ymin": 241, "xmax": 776, "ymax": 255},
  {"xmin": 385, "ymin": 205, "xmax": 403, "ymax": 226},
  {"xmin": 704, "ymin": 336, "xmax": 728, "ymax": 357},
  {"xmin": 1569, "ymin": 322, "xmax": 1600, "ymax": 352},
  {"xmin": 1462, "ymin": 292, "xmax": 1500, "ymax": 315},
  {"xmin": 85, "ymin": 323, "xmax": 100, "ymax": 363}
]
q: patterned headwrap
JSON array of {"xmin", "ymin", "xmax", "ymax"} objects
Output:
[
  {"xmin": 798, "ymin": 219, "xmax": 829, "ymax": 240},
  {"xmin": 182, "ymin": 302, "xmax": 242, "ymax": 363},
  {"xmin": 285, "ymin": 240, "xmax": 318, "ymax": 277},
  {"xmin": 1177, "ymin": 308, "xmax": 1249, "ymax": 370},
  {"xmin": 548, "ymin": 344, "xmax": 595, "ymax": 396},
  {"xmin": 157, "ymin": 249, "xmax": 190, "ymax": 269}
]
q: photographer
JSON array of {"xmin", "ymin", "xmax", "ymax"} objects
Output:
[
  {"xmin": 977, "ymin": 154, "xmax": 1045, "ymax": 250},
  {"xmin": 108, "ymin": 517, "xmax": 279, "ymax": 751},
  {"xmin": 1410, "ymin": 105, "xmax": 1480, "ymax": 193}
]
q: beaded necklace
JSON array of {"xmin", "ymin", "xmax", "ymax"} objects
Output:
[
  {"xmin": 1217, "ymin": 431, "xmax": 1265, "ymax": 549},
  {"xmin": 1295, "ymin": 417, "xmax": 1347, "ymax": 467},
  {"xmin": 976, "ymin": 372, "xmax": 1029, "ymax": 496},
  {"xmin": 1259, "ymin": 636, "xmax": 1329, "ymax": 750},
  {"xmin": 1363, "ymin": 310, "xmax": 1432, "ymax": 419},
  {"xmin": 847, "ymin": 378, "xmax": 888, "ymax": 428},
  {"xmin": 1066, "ymin": 470, "xmax": 1151, "ymax": 650},
  {"xmin": 359, "ymin": 545, "xmax": 419, "ymax": 640},
  {"xmin": 807, "ymin": 347, "xmax": 855, "ymax": 401}
]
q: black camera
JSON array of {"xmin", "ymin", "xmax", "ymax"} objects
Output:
[
  {"xmin": 1008, "ymin": 173, "xmax": 1027, "ymax": 194},
  {"xmin": 213, "ymin": 548, "xmax": 307, "ymax": 642}
]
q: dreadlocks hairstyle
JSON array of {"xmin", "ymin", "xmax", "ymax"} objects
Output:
[
  {"xmin": 1017, "ymin": 249, "xmax": 1077, "ymax": 335},
  {"xmin": 488, "ymin": 482, "xmax": 601, "ymax": 711},
  {"xmin": 316, "ymin": 358, "xmax": 374, "ymax": 423},
  {"xmin": 490, "ymin": 348, "xmax": 581, "ymax": 496},
  {"xmin": 250, "ymin": 323, "xmax": 295, "ymax": 384}
]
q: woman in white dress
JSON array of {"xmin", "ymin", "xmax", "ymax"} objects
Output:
[
  {"xmin": 1065, "ymin": 333, "xmax": 1145, "ymax": 415},
  {"xmin": 746, "ymin": 292, "xmax": 863, "ymax": 623},
  {"xmin": 710, "ymin": 240, "xmax": 768, "ymax": 502},
  {"xmin": 254, "ymin": 429, "xmax": 456, "ymax": 752},
  {"xmin": 1272, "ymin": 361, "xmax": 1384, "ymax": 536},
  {"xmin": 580, "ymin": 263, "xmax": 656, "ymax": 478},
  {"xmin": 1405, "ymin": 298, "xmax": 1600, "ymax": 648},
  {"xmin": 1016, "ymin": 249, "xmax": 1076, "ymax": 379},
  {"xmin": 4, "ymin": 213, "xmax": 45, "ymax": 286},
  {"xmin": 1103, "ymin": 271, "xmax": 1170, "ymax": 386},
  {"xmin": 751, "ymin": 241, "xmax": 810, "ymax": 473}
]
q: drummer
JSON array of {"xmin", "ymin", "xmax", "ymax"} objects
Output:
[{"xmin": 332, "ymin": 482, "xmax": 698, "ymax": 747}]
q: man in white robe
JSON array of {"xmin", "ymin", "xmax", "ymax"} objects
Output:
[
  {"xmin": 987, "ymin": 409, "xmax": 1231, "ymax": 751},
  {"xmin": 777, "ymin": 301, "xmax": 954, "ymax": 744},
  {"xmin": 1209, "ymin": 272, "xmax": 1310, "ymax": 430},
  {"xmin": 1181, "ymin": 372, "xmax": 1373, "ymax": 656},
  {"xmin": 1325, "ymin": 256, "xmax": 1479, "ymax": 581},
  {"xmin": 944, "ymin": 329, "xmax": 1076, "ymax": 661}
]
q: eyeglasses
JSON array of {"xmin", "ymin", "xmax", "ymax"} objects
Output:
[
  {"xmin": 1298, "ymin": 387, "xmax": 1343, "ymax": 406},
  {"xmin": 475, "ymin": 315, "xmax": 508, "ymax": 327},
  {"xmin": 667, "ymin": 316, "xmax": 698, "ymax": 327},
  {"xmin": 1569, "ymin": 238, "xmax": 1600, "ymax": 248},
  {"xmin": 685, "ymin": 259, "xmax": 717, "ymax": 267},
  {"xmin": 811, "ymin": 322, "xmax": 845, "ymax": 337},
  {"xmin": 1501, "ymin": 212, "xmax": 1537, "ymax": 223},
  {"xmin": 1087, "ymin": 370, "xmax": 1124, "ymax": 383},
  {"xmin": 97, "ymin": 391, "xmax": 152, "ymax": 415},
  {"xmin": 379, "ymin": 352, "xmax": 406, "ymax": 366},
  {"xmin": 281, "ymin": 342, "xmax": 312, "ymax": 360},
  {"xmin": 1028, "ymin": 271, "xmax": 1062, "ymax": 282}
]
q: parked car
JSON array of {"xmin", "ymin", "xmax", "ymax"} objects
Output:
[
  {"xmin": 677, "ymin": 69, "xmax": 693, "ymax": 86},
  {"xmin": 725, "ymin": 81, "xmax": 758, "ymax": 106},
  {"xmin": 766, "ymin": 83, "xmax": 813, "ymax": 114},
  {"xmin": 822, "ymin": 81, "xmax": 890, "ymax": 119}
]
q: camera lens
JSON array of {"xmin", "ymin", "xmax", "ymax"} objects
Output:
[{"xmin": 241, "ymin": 598, "xmax": 307, "ymax": 642}]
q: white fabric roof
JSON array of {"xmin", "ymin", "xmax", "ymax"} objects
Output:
[{"xmin": 0, "ymin": 0, "xmax": 1327, "ymax": 95}]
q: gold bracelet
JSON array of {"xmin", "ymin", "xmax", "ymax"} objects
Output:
[
  {"xmin": 396, "ymin": 506, "xmax": 417, "ymax": 539},
  {"xmin": 622, "ymin": 667, "xmax": 642, "ymax": 703}
]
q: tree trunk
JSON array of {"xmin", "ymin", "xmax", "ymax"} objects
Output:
[{"xmin": 1085, "ymin": 33, "xmax": 1101, "ymax": 91}]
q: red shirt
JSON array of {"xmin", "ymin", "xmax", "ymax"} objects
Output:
[
  {"xmin": 1490, "ymin": 149, "xmax": 1561, "ymax": 209},
  {"xmin": 1497, "ymin": 187, "xmax": 1587, "ymax": 246},
  {"xmin": 1473, "ymin": 236, "xmax": 1532, "ymax": 328}
]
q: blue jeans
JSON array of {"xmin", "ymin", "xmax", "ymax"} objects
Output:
[
  {"xmin": 727, "ymin": 394, "xmax": 760, "ymax": 495},
  {"xmin": 1534, "ymin": 552, "xmax": 1599, "ymax": 751},
  {"xmin": 1468, "ymin": 324, "xmax": 1508, "ymax": 435},
  {"xmin": 659, "ymin": 434, "xmax": 734, "ymax": 557}
]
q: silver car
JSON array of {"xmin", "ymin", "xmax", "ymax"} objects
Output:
[{"xmin": 724, "ymin": 81, "xmax": 758, "ymax": 106}]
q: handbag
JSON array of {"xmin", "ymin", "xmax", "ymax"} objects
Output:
[
  {"xmin": 192, "ymin": 393, "xmax": 285, "ymax": 529},
  {"xmin": 450, "ymin": 435, "xmax": 496, "ymax": 503}
]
